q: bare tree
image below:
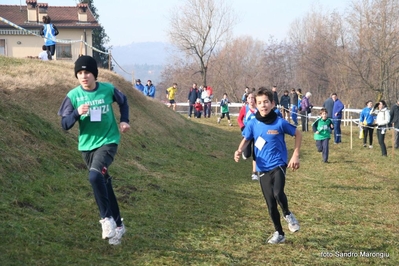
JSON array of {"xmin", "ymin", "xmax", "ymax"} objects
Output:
[
  {"xmin": 211, "ymin": 36, "xmax": 265, "ymax": 101},
  {"xmin": 344, "ymin": 0, "xmax": 399, "ymax": 104},
  {"xmin": 167, "ymin": 0, "xmax": 237, "ymax": 86}
]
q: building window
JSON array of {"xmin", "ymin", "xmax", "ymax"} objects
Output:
[
  {"xmin": 0, "ymin": 39, "xmax": 5, "ymax": 55},
  {"xmin": 56, "ymin": 42, "xmax": 72, "ymax": 59}
]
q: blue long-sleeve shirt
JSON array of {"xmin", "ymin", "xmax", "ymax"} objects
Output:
[
  {"xmin": 143, "ymin": 84, "xmax": 156, "ymax": 98},
  {"xmin": 333, "ymin": 99, "xmax": 344, "ymax": 119},
  {"xmin": 359, "ymin": 107, "xmax": 374, "ymax": 125}
]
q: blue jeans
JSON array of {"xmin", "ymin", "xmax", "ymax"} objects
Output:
[
  {"xmin": 82, "ymin": 144, "xmax": 122, "ymax": 226},
  {"xmin": 333, "ymin": 119, "xmax": 342, "ymax": 143}
]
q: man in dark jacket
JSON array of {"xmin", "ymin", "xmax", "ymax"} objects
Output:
[
  {"xmin": 389, "ymin": 99, "xmax": 399, "ymax": 149},
  {"xmin": 272, "ymin": 86, "xmax": 279, "ymax": 106},
  {"xmin": 187, "ymin": 83, "xmax": 199, "ymax": 118},
  {"xmin": 280, "ymin": 90, "xmax": 291, "ymax": 122},
  {"xmin": 291, "ymin": 88, "xmax": 298, "ymax": 107},
  {"xmin": 323, "ymin": 94, "xmax": 334, "ymax": 119}
]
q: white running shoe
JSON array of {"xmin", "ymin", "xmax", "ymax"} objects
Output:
[
  {"xmin": 251, "ymin": 173, "xmax": 258, "ymax": 181},
  {"xmin": 109, "ymin": 223, "xmax": 126, "ymax": 245},
  {"xmin": 284, "ymin": 213, "xmax": 300, "ymax": 232},
  {"xmin": 100, "ymin": 217, "xmax": 116, "ymax": 239},
  {"xmin": 268, "ymin": 231, "xmax": 285, "ymax": 244},
  {"xmin": 369, "ymin": 145, "xmax": 373, "ymax": 149},
  {"xmin": 217, "ymin": 118, "xmax": 221, "ymax": 124}
]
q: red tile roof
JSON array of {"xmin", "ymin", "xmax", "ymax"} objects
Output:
[{"xmin": 0, "ymin": 4, "xmax": 100, "ymax": 30}]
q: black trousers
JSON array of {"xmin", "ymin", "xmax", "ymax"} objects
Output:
[
  {"xmin": 377, "ymin": 128, "xmax": 387, "ymax": 156},
  {"xmin": 259, "ymin": 166, "xmax": 290, "ymax": 235},
  {"xmin": 362, "ymin": 126, "xmax": 374, "ymax": 146},
  {"xmin": 300, "ymin": 111, "xmax": 308, "ymax": 131}
]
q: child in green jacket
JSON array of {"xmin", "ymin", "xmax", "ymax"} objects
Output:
[{"xmin": 312, "ymin": 108, "xmax": 334, "ymax": 163}]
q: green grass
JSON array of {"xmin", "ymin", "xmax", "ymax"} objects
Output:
[{"xmin": 0, "ymin": 56, "xmax": 398, "ymax": 265}]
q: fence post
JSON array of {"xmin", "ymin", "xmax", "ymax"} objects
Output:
[
  {"xmin": 350, "ymin": 116, "xmax": 353, "ymax": 150},
  {"xmin": 392, "ymin": 123, "xmax": 395, "ymax": 157}
]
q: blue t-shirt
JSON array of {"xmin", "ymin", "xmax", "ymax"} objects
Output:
[{"xmin": 242, "ymin": 117, "xmax": 297, "ymax": 172}]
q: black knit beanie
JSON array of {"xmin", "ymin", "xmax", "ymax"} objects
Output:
[{"xmin": 74, "ymin": 56, "xmax": 98, "ymax": 79}]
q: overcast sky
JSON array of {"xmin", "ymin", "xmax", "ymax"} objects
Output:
[{"xmin": 2, "ymin": 0, "xmax": 349, "ymax": 46}]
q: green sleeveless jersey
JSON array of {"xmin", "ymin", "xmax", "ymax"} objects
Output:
[
  {"xmin": 313, "ymin": 118, "xmax": 332, "ymax": 140},
  {"xmin": 67, "ymin": 82, "xmax": 120, "ymax": 151}
]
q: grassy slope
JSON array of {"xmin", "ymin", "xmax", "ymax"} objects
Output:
[{"xmin": 0, "ymin": 56, "xmax": 398, "ymax": 265}]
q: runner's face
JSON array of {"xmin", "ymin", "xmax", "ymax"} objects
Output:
[
  {"xmin": 255, "ymin": 95, "xmax": 274, "ymax": 116},
  {"xmin": 247, "ymin": 94, "xmax": 255, "ymax": 106},
  {"xmin": 77, "ymin": 70, "xmax": 96, "ymax": 90}
]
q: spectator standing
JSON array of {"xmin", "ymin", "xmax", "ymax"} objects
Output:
[
  {"xmin": 201, "ymin": 86, "xmax": 213, "ymax": 118},
  {"xmin": 323, "ymin": 94, "xmax": 334, "ymax": 119},
  {"xmin": 291, "ymin": 104, "xmax": 298, "ymax": 126},
  {"xmin": 237, "ymin": 92, "xmax": 258, "ymax": 180},
  {"xmin": 39, "ymin": 15, "xmax": 58, "ymax": 60},
  {"xmin": 143, "ymin": 80, "xmax": 156, "ymax": 98},
  {"xmin": 198, "ymin": 86, "xmax": 204, "ymax": 103},
  {"xmin": 331, "ymin": 93, "xmax": 344, "ymax": 144},
  {"xmin": 280, "ymin": 90, "xmax": 291, "ymax": 122},
  {"xmin": 359, "ymin": 100, "xmax": 375, "ymax": 148},
  {"xmin": 234, "ymin": 88, "xmax": 301, "ymax": 244},
  {"xmin": 291, "ymin": 88, "xmax": 298, "ymax": 107},
  {"xmin": 300, "ymin": 92, "xmax": 312, "ymax": 132},
  {"xmin": 389, "ymin": 99, "xmax": 399, "ymax": 149},
  {"xmin": 371, "ymin": 101, "xmax": 390, "ymax": 156},
  {"xmin": 57, "ymin": 56, "xmax": 129, "ymax": 245},
  {"xmin": 296, "ymin": 88, "xmax": 303, "ymax": 108},
  {"xmin": 312, "ymin": 108, "xmax": 334, "ymax": 163},
  {"xmin": 187, "ymin": 83, "xmax": 199, "ymax": 118},
  {"xmin": 166, "ymin": 83, "xmax": 178, "ymax": 111},
  {"xmin": 272, "ymin": 86, "xmax": 279, "ymax": 106},
  {"xmin": 135, "ymin": 79, "xmax": 144, "ymax": 93},
  {"xmin": 38, "ymin": 45, "xmax": 49, "ymax": 61}
]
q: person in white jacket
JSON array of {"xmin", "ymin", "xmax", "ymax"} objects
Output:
[{"xmin": 371, "ymin": 100, "xmax": 390, "ymax": 156}]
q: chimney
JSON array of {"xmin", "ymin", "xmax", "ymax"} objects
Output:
[
  {"xmin": 26, "ymin": 0, "xmax": 37, "ymax": 22},
  {"xmin": 77, "ymin": 3, "xmax": 88, "ymax": 22},
  {"xmin": 37, "ymin": 3, "xmax": 48, "ymax": 22}
]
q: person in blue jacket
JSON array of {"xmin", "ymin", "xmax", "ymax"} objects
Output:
[
  {"xmin": 143, "ymin": 80, "xmax": 156, "ymax": 98},
  {"xmin": 359, "ymin": 100, "xmax": 375, "ymax": 148},
  {"xmin": 39, "ymin": 15, "xmax": 58, "ymax": 60},
  {"xmin": 134, "ymin": 79, "xmax": 144, "ymax": 92},
  {"xmin": 291, "ymin": 104, "xmax": 298, "ymax": 126},
  {"xmin": 234, "ymin": 88, "xmax": 302, "ymax": 244},
  {"xmin": 332, "ymin": 93, "xmax": 345, "ymax": 144}
]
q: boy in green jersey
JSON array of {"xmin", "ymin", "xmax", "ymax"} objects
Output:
[
  {"xmin": 217, "ymin": 93, "xmax": 232, "ymax": 126},
  {"xmin": 58, "ymin": 56, "xmax": 130, "ymax": 245},
  {"xmin": 312, "ymin": 108, "xmax": 334, "ymax": 163}
]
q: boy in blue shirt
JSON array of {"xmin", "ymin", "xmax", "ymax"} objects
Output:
[{"xmin": 234, "ymin": 88, "xmax": 302, "ymax": 244}]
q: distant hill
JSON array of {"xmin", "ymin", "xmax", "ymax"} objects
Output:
[{"xmin": 110, "ymin": 42, "xmax": 176, "ymax": 82}]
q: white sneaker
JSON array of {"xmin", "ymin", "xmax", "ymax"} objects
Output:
[
  {"xmin": 251, "ymin": 173, "xmax": 258, "ymax": 181},
  {"xmin": 100, "ymin": 217, "xmax": 116, "ymax": 239},
  {"xmin": 369, "ymin": 145, "xmax": 373, "ymax": 149},
  {"xmin": 217, "ymin": 118, "xmax": 221, "ymax": 124},
  {"xmin": 284, "ymin": 213, "xmax": 300, "ymax": 232},
  {"xmin": 268, "ymin": 231, "xmax": 285, "ymax": 244},
  {"xmin": 109, "ymin": 223, "xmax": 126, "ymax": 245}
]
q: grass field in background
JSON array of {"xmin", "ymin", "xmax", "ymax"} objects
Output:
[{"xmin": 0, "ymin": 56, "xmax": 398, "ymax": 265}]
